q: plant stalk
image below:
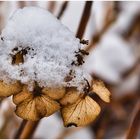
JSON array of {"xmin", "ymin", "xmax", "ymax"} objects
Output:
[
  {"xmin": 126, "ymin": 101, "xmax": 140, "ymax": 139},
  {"xmin": 76, "ymin": 1, "xmax": 93, "ymax": 39},
  {"xmin": 57, "ymin": 1, "xmax": 68, "ymax": 19},
  {"xmin": 14, "ymin": 120, "xmax": 40, "ymax": 139}
]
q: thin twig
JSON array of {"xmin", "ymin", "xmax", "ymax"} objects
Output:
[
  {"xmin": 17, "ymin": 120, "xmax": 40, "ymax": 139},
  {"xmin": 47, "ymin": 1, "xmax": 56, "ymax": 14},
  {"xmin": 19, "ymin": 121, "xmax": 39, "ymax": 139},
  {"xmin": 122, "ymin": 58, "xmax": 140, "ymax": 79},
  {"xmin": 126, "ymin": 101, "xmax": 140, "ymax": 139},
  {"xmin": 17, "ymin": 1, "xmax": 27, "ymax": 8},
  {"xmin": 14, "ymin": 120, "xmax": 27, "ymax": 138},
  {"xmin": 76, "ymin": 1, "xmax": 93, "ymax": 39},
  {"xmin": 122, "ymin": 13, "xmax": 140, "ymax": 40},
  {"xmin": 85, "ymin": 2, "xmax": 120, "ymax": 52},
  {"xmin": 57, "ymin": 1, "xmax": 68, "ymax": 19}
]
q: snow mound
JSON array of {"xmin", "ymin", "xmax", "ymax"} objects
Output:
[{"xmin": 0, "ymin": 7, "xmax": 90, "ymax": 92}]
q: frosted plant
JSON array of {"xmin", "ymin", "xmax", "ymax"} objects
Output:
[{"xmin": 0, "ymin": 7, "xmax": 110, "ymax": 127}]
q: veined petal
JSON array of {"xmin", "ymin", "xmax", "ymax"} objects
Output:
[
  {"xmin": 42, "ymin": 87, "xmax": 65, "ymax": 100},
  {"xmin": 15, "ymin": 99, "xmax": 40, "ymax": 121},
  {"xmin": 40, "ymin": 94, "xmax": 60, "ymax": 117},
  {"xmin": 61, "ymin": 96, "xmax": 101, "ymax": 127},
  {"xmin": 0, "ymin": 81, "xmax": 22, "ymax": 97},
  {"xmin": 60, "ymin": 88, "xmax": 81, "ymax": 106},
  {"xmin": 13, "ymin": 86, "xmax": 33, "ymax": 105},
  {"xmin": 92, "ymin": 79, "xmax": 111, "ymax": 103},
  {"xmin": 13, "ymin": 85, "xmax": 61, "ymax": 121}
]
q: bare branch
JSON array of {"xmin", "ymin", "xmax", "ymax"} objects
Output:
[
  {"xmin": 126, "ymin": 101, "xmax": 140, "ymax": 139},
  {"xmin": 14, "ymin": 120, "xmax": 40, "ymax": 139},
  {"xmin": 85, "ymin": 2, "xmax": 120, "ymax": 52},
  {"xmin": 47, "ymin": 1, "xmax": 56, "ymax": 14},
  {"xmin": 57, "ymin": 1, "xmax": 68, "ymax": 19},
  {"xmin": 76, "ymin": 1, "xmax": 93, "ymax": 39},
  {"xmin": 17, "ymin": 1, "xmax": 27, "ymax": 8}
]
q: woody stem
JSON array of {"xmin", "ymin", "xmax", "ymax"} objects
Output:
[
  {"xmin": 14, "ymin": 120, "xmax": 40, "ymax": 139},
  {"xmin": 76, "ymin": 1, "xmax": 93, "ymax": 39},
  {"xmin": 126, "ymin": 101, "xmax": 140, "ymax": 139},
  {"xmin": 57, "ymin": 1, "xmax": 68, "ymax": 19}
]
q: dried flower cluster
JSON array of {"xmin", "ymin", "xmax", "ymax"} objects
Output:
[{"xmin": 0, "ymin": 7, "xmax": 111, "ymax": 127}]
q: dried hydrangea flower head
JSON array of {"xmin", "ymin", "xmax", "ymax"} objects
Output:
[
  {"xmin": 13, "ymin": 84, "xmax": 63, "ymax": 121},
  {"xmin": 0, "ymin": 7, "xmax": 111, "ymax": 127}
]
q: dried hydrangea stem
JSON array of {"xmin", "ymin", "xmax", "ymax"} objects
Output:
[
  {"xmin": 126, "ymin": 101, "xmax": 140, "ymax": 139},
  {"xmin": 47, "ymin": 1, "xmax": 56, "ymax": 14},
  {"xmin": 17, "ymin": 1, "xmax": 27, "ymax": 8},
  {"xmin": 15, "ymin": 120, "xmax": 39, "ymax": 139},
  {"xmin": 57, "ymin": 1, "xmax": 68, "ymax": 19},
  {"xmin": 76, "ymin": 1, "xmax": 93, "ymax": 39},
  {"xmin": 85, "ymin": 1, "xmax": 119, "ymax": 52},
  {"xmin": 14, "ymin": 120, "xmax": 27, "ymax": 138},
  {"xmin": 122, "ymin": 57, "xmax": 140, "ymax": 79},
  {"xmin": 123, "ymin": 13, "xmax": 140, "ymax": 40}
]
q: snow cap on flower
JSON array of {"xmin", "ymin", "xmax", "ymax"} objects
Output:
[
  {"xmin": 0, "ymin": 7, "xmax": 111, "ymax": 126},
  {"xmin": 0, "ymin": 6, "xmax": 90, "ymax": 92}
]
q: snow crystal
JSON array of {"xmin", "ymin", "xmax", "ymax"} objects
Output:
[{"xmin": 0, "ymin": 7, "xmax": 90, "ymax": 92}]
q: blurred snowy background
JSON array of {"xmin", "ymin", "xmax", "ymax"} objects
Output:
[{"xmin": 0, "ymin": 1, "xmax": 140, "ymax": 139}]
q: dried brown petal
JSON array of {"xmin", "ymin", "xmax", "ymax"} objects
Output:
[
  {"xmin": 15, "ymin": 99, "xmax": 39, "ymax": 121},
  {"xmin": 0, "ymin": 81, "xmax": 22, "ymax": 97},
  {"xmin": 59, "ymin": 88, "xmax": 81, "ymax": 106},
  {"xmin": 61, "ymin": 96, "xmax": 101, "ymax": 127},
  {"xmin": 12, "ymin": 52, "xmax": 24, "ymax": 65},
  {"xmin": 14, "ymin": 87, "xmax": 60, "ymax": 120},
  {"xmin": 92, "ymin": 79, "xmax": 111, "ymax": 103},
  {"xmin": 13, "ymin": 86, "xmax": 33, "ymax": 105},
  {"xmin": 42, "ymin": 87, "xmax": 65, "ymax": 100},
  {"xmin": 35, "ymin": 95, "xmax": 60, "ymax": 117}
]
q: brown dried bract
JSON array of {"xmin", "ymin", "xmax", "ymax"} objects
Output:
[
  {"xmin": 11, "ymin": 51, "xmax": 24, "ymax": 65},
  {"xmin": 42, "ymin": 87, "xmax": 65, "ymax": 100},
  {"xmin": 11, "ymin": 46, "xmax": 32, "ymax": 65},
  {"xmin": 13, "ymin": 86, "xmax": 60, "ymax": 121},
  {"xmin": 9, "ymin": 78, "xmax": 111, "ymax": 125},
  {"xmin": 0, "ymin": 81, "xmax": 22, "ymax": 97},
  {"xmin": 61, "ymin": 96, "xmax": 101, "ymax": 127},
  {"xmin": 92, "ymin": 79, "xmax": 111, "ymax": 103},
  {"xmin": 59, "ymin": 87, "xmax": 81, "ymax": 106}
]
